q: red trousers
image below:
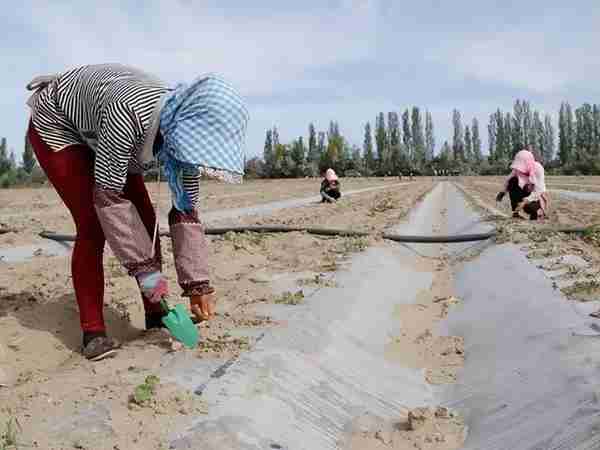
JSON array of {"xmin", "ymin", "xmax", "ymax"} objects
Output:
[{"xmin": 28, "ymin": 122, "xmax": 162, "ymax": 333}]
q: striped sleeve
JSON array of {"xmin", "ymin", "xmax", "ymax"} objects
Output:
[
  {"xmin": 182, "ymin": 171, "xmax": 201, "ymax": 208},
  {"xmin": 93, "ymin": 101, "xmax": 158, "ymax": 277},
  {"xmin": 94, "ymin": 102, "xmax": 139, "ymax": 192}
]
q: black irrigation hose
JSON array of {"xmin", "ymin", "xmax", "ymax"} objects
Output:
[
  {"xmin": 38, "ymin": 227, "xmax": 370, "ymax": 242},
  {"xmin": 204, "ymin": 226, "xmax": 370, "ymax": 237},
  {"xmin": 40, "ymin": 227, "xmax": 495, "ymax": 244},
  {"xmin": 39, "ymin": 231, "xmax": 78, "ymax": 242},
  {"xmin": 382, "ymin": 232, "xmax": 496, "ymax": 243}
]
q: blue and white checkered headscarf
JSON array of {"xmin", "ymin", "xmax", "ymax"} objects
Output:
[{"xmin": 157, "ymin": 74, "xmax": 249, "ymax": 211}]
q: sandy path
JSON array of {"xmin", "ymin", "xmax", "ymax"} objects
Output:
[
  {"xmin": 0, "ymin": 181, "xmax": 424, "ymax": 263},
  {"xmin": 0, "ymin": 177, "xmax": 405, "ymax": 248}
]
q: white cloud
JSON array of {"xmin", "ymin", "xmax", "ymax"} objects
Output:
[
  {"xmin": 20, "ymin": 0, "xmax": 379, "ymax": 97},
  {"xmin": 2, "ymin": 0, "xmax": 597, "ymax": 161},
  {"xmin": 6, "ymin": 0, "xmax": 382, "ymax": 158},
  {"xmin": 428, "ymin": 29, "xmax": 600, "ymax": 94}
]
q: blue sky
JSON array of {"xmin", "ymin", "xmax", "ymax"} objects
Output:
[{"xmin": 2, "ymin": 0, "xmax": 599, "ymax": 161}]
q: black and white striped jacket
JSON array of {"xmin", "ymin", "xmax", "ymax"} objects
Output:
[
  {"xmin": 27, "ymin": 64, "xmax": 209, "ymax": 291},
  {"xmin": 27, "ymin": 64, "xmax": 200, "ymax": 203}
]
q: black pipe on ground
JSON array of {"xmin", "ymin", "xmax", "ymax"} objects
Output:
[
  {"xmin": 40, "ymin": 224, "xmax": 600, "ymax": 245},
  {"xmin": 381, "ymin": 232, "xmax": 496, "ymax": 243},
  {"xmin": 40, "ymin": 227, "xmax": 495, "ymax": 244},
  {"xmin": 205, "ymin": 226, "xmax": 370, "ymax": 238}
]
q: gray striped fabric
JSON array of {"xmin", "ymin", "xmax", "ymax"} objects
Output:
[{"xmin": 27, "ymin": 64, "xmax": 200, "ymax": 205}]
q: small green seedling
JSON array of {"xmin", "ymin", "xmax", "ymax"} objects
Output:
[
  {"xmin": 274, "ymin": 291, "xmax": 305, "ymax": 305},
  {"xmin": 132, "ymin": 375, "xmax": 160, "ymax": 406},
  {"xmin": 0, "ymin": 417, "xmax": 20, "ymax": 450},
  {"xmin": 369, "ymin": 194, "xmax": 396, "ymax": 214},
  {"xmin": 337, "ymin": 236, "xmax": 369, "ymax": 254},
  {"xmin": 223, "ymin": 231, "xmax": 265, "ymax": 251}
]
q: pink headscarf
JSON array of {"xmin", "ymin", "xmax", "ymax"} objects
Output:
[
  {"xmin": 325, "ymin": 168, "xmax": 338, "ymax": 182},
  {"xmin": 511, "ymin": 150, "xmax": 536, "ymax": 186},
  {"xmin": 504, "ymin": 149, "xmax": 536, "ymax": 190}
]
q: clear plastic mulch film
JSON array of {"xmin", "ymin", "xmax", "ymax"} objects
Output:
[{"xmin": 440, "ymin": 242, "xmax": 600, "ymax": 449}]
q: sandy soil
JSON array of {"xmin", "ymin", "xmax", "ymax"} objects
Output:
[
  {"xmin": 226, "ymin": 180, "xmax": 434, "ymax": 233},
  {"xmin": 457, "ymin": 176, "xmax": 600, "ymax": 227},
  {"xmin": 15, "ymin": 175, "xmax": 600, "ymax": 448},
  {"xmin": 0, "ymin": 177, "xmax": 402, "ymax": 248},
  {"xmin": 463, "ymin": 175, "xmax": 600, "ymax": 192},
  {"xmin": 384, "ymin": 257, "xmax": 464, "ymax": 386},
  {"xmin": 379, "ymin": 192, "xmax": 465, "ymax": 386},
  {"xmin": 0, "ymin": 179, "xmax": 437, "ymax": 450},
  {"xmin": 346, "ymin": 407, "xmax": 466, "ymax": 450}
]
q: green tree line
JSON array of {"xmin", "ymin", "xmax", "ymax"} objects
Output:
[
  {"xmin": 0, "ymin": 135, "xmax": 43, "ymax": 187},
  {"xmin": 555, "ymin": 102, "xmax": 600, "ymax": 174},
  {"xmin": 252, "ymin": 107, "xmax": 442, "ymax": 179},
  {"xmin": 3, "ymin": 99, "xmax": 600, "ymax": 188},
  {"xmin": 252, "ymin": 106, "xmax": 482, "ymax": 178},
  {"xmin": 248, "ymin": 100, "xmax": 600, "ymax": 178}
]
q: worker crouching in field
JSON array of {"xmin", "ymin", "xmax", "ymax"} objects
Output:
[
  {"xmin": 496, "ymin": 150, "xmax": 549, "ymax": 220},
  {"xmin": 320, "ymin": 168, "xmax": 341, "ymax": 203},
  {"xmin": 26, "ymin": 64, "xmax": 249, "ymax": 360}
]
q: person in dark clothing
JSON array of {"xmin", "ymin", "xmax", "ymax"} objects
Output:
[
  {"xmin": 496, "ymin": 150, "xmax": 548, "ymax": 220},
  {"xmin": 508, "ymin": 176, "xmax": 528, "ymax": 210},
  {"xmin": 321, "ymin": 168, "xmax": 341, "ymax": 203}
]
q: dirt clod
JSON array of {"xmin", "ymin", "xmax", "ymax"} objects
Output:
[{"xmin": 348, "ymin": 407, "xmax": 466, "ymax": 450}]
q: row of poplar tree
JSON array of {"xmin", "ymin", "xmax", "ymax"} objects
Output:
[
  {"xmin": 1, "ymin": 99, "xmax": 600, "ymax": 187},
  {"xmin": 256, "ymin": 108, "xmax": 446, "ymax": 178},
  {"xmin": 0, "ymin": 136, "xmax": 40, "ymax": 187},
  {"xmin": 483, "ymin": 101, "xmax": 600, "ymax": 174},
  {"xmin": 250, "ymin": 100, "xmax": 600, "ymax": 178}
]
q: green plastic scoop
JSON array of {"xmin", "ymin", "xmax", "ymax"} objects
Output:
[{"xmin": 160, "ymin": 300, "xmax": 199, "ymax": 348}]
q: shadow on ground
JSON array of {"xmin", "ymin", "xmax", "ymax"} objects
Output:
[{"xmin": 0, "ymin": 289, "xmax": 141, "ymax": 353}]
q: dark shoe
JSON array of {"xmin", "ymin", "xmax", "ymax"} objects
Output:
[
  {"xmin": 82, "ymin": 336, "xmax": 120, "ymax": 361},
  {"xmin": 145, "ymin": 312, "xmax": 167, "ymax": 330}
]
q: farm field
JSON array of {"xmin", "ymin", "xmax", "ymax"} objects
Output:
[{"xmin": 2, "ymin": 177, "xmax": 600, "ymax": 449}]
